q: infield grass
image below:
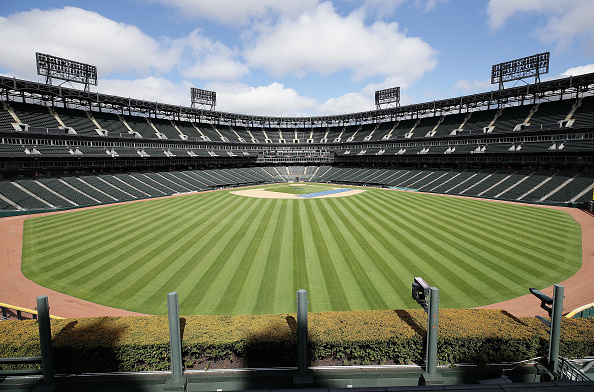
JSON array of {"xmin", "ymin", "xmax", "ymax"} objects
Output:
[
  {"xmin": 21, "ymin": 185, "xmax": 582, "ymax": 316},
  {"xmin": 265, "ymin": 184, "xmax": 335, "ymax": 194}
]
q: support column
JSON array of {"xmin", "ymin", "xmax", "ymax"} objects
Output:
[
  {"xmin": 36, "ymin": 295, "xmax": 55, "ymax": 386},
  {"xmin": 426, "ymin": 287, "xmax": 439, "ymax": 376},
  {"xmin": 294, "ymin": 289, "xmax": 313, "ymax": 384},
  {"xmin": 548, "ymin": 284, "xmax": 564, "ymax": 376},
  {"xmin": 165, "ymin": 292, "xmax": 187, "ymax": 391},
  {"xmin": 420, "ymin": 287, "xmax": 443, "ymax": 386}
]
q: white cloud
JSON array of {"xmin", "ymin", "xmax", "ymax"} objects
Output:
[
  {"xmin": 487, "ymin": 0, "xmax": 544, "ymax": 30},
  {"xmin": 318, "ymin": 92, "xmax": 374, "ymax": 115},
  {"xmin": 173, "ymin": 29, "xmax": 249, "ymax": 81},
  {"xmin": 487, "ymin": 0, "xmax": 594, "ymax": 53},
  {"xmin": 360, "ymin": 0, "xmax": 448, "ymax": 17},
  {"xmin": 453, "ymin": 78, "xmax": 493, "ymax": 94},
  {"xmin": 421, "ymin": 0, "xmax": 450, "ymax": 12},
  {"xmin": 147, "ymin": 0, "xmax": 319, "ymax": 26},
  {"xmin": 0, "ymin": 7, "xmax": 175, "ymax": 80},
  {"xmin": 359, "ymin": 0, "xmax": 406, "ymax": 18},
  {"xmin": 207, "ymin": 81, "xmax": 318, "ymax": 116},
  {"xmin": 560, "ymin": 64, "xmax": 594, "ymax": 77},
  {"xmin": 0, "ymin": 7, "xmax": 250, "ymax": 85},
  {"xmin": 99, "ymin": 77, "xmax": 191, "ymax": 106},
  {"xmin": 245, "ymin": 2, "xmax": 437, "ymax": 83}
]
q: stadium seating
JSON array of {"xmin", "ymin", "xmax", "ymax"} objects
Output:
[
  {"xmin": 0, "ymin": 72, "xmax": 593, "ymax": 213},
  {"xmin": 8, "ymin": 101, "xmax": 62, "ymax": 129},
  {"xmin": 53, "ymin": 107, "xmax": 98, "ymax": 135},
  {"xmin": 92, "ymin": 111, "xmax": 132, "ymax": 136}
]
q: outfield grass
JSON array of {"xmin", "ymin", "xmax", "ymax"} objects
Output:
[{"xmin": 21, "ymin": 185, "xmax": 582, "ymax": 316}]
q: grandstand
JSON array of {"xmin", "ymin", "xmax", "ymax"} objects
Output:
[{"xmin": 0, "ymin": 72, "xmax": 593, "ymax": 213}]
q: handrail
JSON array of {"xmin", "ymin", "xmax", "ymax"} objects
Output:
[
  {"xmin": 0, "ymin": 301, "xmax": 64, "ymax": 320},
  {"xmin": 565, "ymin": 302, "xmax": 594, "ymax": 318}
]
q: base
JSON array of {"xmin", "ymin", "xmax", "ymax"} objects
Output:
[
  {"xmin": 164, "ymin": 376, "xmax": 188, "ymax": 391},
  {"xmin": 293, "ymin": 373, "xmax": 314, "ymax": 384},
  {"xmin": 419, "ymin": 370, "xmax": 444, "ymax": 386}
]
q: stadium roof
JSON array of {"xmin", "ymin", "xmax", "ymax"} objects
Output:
[{"xmin": 2, "ymin": 72, "xmax": 593, "ymax": 127}]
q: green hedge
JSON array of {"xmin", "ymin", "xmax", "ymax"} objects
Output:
[{"xmin": 1, "ymin": 309, "xmax": 593, "ymax": 373}]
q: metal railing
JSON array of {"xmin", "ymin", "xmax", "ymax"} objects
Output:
[
  {"xmin": 0, "ymin": 301, "xmax": 64, "ymax": 321},
  {"xmin": 559, "ymin": 357, "xmax": 591, "ymax": 382}
]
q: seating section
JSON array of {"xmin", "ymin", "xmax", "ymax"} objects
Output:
[
  {"xmin": 1, "ymin": 97, "xmax": 592, "ymax": 147},
  {"xmin": 9, "ymin": 101, "xmax": 61, "ymax": 129},
  {"xmin": 1, "ymin": 165, "xmax": 592, "ymax": 212},
  {"xmin": 54, "ymin": 107, "xmax": 98, "ymax": 135},
  {"xmin": 0, "ymin": 167, "xmax": 278, "ymax": 211},
  {"xmin": 123, "ymin": 115, "xmax": 158, "ymax": 138},
  {"xmin": 529, "ymin": 100, "xmax": 574, "ymax": 126},
  {"xmin": 312, "ymin": 166, "xmax": 594, "ymax": 204},
  {"xmin": 152, "ymin": 118, "xmax": 183, "ymax": 140},
  {"xmin": 0, "ymin": 104, "xmax": 15, "ymax": 129},
  {"xmin": 493, "ymin": 105, "xmax": 532, "ymax": 132},
  {"xmin": 93, "ymin": 111, "xmax": 130, "ymax": 135},
  {"xmin": 572, "ymin": 96, "xmax": 594, "ymax": 127},
  {"xmin": 0, "ymin": 93, "xmax": 593, "ymax": 212}
]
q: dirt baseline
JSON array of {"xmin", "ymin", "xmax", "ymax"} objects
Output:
[{"xmin": 0, "ymin": 189, "xmax": 592, "ymax": 318}]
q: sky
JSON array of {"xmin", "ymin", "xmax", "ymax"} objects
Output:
[{"xmin": 0, "ymin": 0, "xmax": 593, "ymax": 117}]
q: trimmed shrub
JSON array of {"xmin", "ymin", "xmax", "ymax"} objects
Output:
[{"xmin": 1, "ymin": 309, "xmax": 593, "ymax": 373}]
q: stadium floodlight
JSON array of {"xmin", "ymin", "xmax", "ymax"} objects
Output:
[
  {"xmin": 191, "ymin": 87, "xmax": 216, "ymax": 111},
  {"xmin": 375, "ymin": 87, "xmax": 400, "ymax": 110},
  {"xmin": 491, "ymin": 52, "xmax": 550, "ymax": 89},
  {"xmin": 529, "ymin": 287, "xmax": 553, "ymax": 317},
  {"xmin": 36, "ymin": 52, "xmax": 98, "ymax": 91}
]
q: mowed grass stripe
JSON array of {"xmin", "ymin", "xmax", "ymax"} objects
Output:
[
  {"xmin": 308, "ymin": 200, "xmax": 370, "ymax": 310},
  {"xmin": 436, "ymin": 199, "xmax": 575, "ymax": 245},
  {"xmin": 379, "ymin": 191, "xmax": 575, "ymax": 271},
  {"xmin": 104, "ymin": 194, "xmax": 251, "ymax": 309},
  {"xmin": 292, "ymin": 201, "xmax": 308, "ymax": 295},
  {"xmin": 83, "ymin": 194, "xmax": 250, "ymax": 306},
  {"xmin": 253, "ymin": 201, "xmax": 288, "ymax": 314},
  {"xmin": 216, "ymin": 199, "xmax": 276, "ymax": 314},
  {"xmin": 231, "ymin": 200, "xmax": 290, "ymax": 315},
  {"xmin": 374, "ymin": 191, "xmax": 580, "ymax": 295},
  {"xmin": 38, "ymin": 193, "xmax": 242, "ymax": 303},
  {"xmin": 22, "ymin": 194, "xmax": 222, "ymax": 268},
  {"xmin": 128, "ymin": 196, "xmax": 260, "ymax": 312},
  {"xmin": 24, "ymin": 195, "xmax": 192, "ymax": 248},
  {"xmin": 325, "ymin": 196, "xmax": 411, "ymax": 306},
  {"xmin": 296, "ymin": 200, "xmax": 331, "ymax": 308},
  {"xmin": 270, "ymin": 201, "xmax": 295, "ymax": 313},
  {"xmin": 304, "ymin": 201, "xmax": 350, "ymax": 311},
  {"xmin": 315, "ymin": 198, "xmax": 388, "ymax": 309},
  {"xmin": 23, "ymin": 202, "xmax": 190, "ymax": 283},
  {"xmin": 28, "ymin": 193, "xmax": 227, "ymax": 284},
  {"xmin": 423, "ymin": 198, "xmax": 581, "ymax": 276},
  {"xmin": 372, "ymin": 192, "xmax": 529, "ymax": 302},
  {"xmin": 20, "ymin": 187, "xmax": 583, "ymax": 315},
  {"xmin": 177, "ymin": 198, "xmax": 269, "ymax": 314},
  {"xmin": 353, "ymin": 192, "xmax": 478, "ymax": 307},
  {"xmin": 391, "ymin": 191, "xmax": 569, "ymax": 248},
  {"xmin": 372, "ymin": 192, "xmax": 564, "ymax": 291},
  {"xmin": 343, "ymin": 194, "xmax": 432, "ymax": 305},
  {"xmin": 421, "ymin": 193, "xmax": 576, "ymax": 241}
]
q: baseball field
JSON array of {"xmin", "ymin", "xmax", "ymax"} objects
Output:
[{"xmin": 19, "ymin": 184, "xmax": 582, "ymax": 316}]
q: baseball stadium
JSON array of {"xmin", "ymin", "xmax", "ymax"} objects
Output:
[{"xmin": 1, "ymin": 3, "xmax": 594, "ymax": 392}]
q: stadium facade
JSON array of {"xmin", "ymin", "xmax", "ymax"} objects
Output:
[{"xmin": 0, "ymin": 72, "xmax": 593, "ymax": 213}]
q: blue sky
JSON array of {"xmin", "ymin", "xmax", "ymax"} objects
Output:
[{"xmin": 1, "ymin": 0, "xmax": 593, "ymax": 116}]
